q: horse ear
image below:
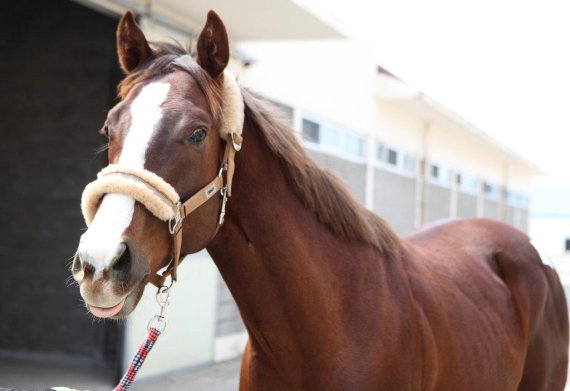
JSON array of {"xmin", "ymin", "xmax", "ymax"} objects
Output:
[
  {"xmin": 116, "ymin": 11, "xmax": 152, "ymax": 73},
  {"xmin": 196, "ymin": 11, "xmax": 230, "ymax": 79}
]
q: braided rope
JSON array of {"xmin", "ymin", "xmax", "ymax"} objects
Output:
[{"xmin": 113, "ymin": 327, "xmax": 162, "ymax": 391}]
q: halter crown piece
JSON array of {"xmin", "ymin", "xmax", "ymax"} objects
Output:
[{"xmin": 81, "ymin": 70, "xmax": 244, "ymax": 287}]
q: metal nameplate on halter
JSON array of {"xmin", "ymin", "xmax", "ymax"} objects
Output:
[{"xmin": 206, "ymin": 184, "xmax": 217, "ymax": 198}]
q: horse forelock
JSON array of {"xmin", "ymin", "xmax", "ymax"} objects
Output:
[{"xmin": 117, "ymin": 42, "xmax": 223, "ymax": 127}]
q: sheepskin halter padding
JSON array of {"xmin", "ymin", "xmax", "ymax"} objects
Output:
[{"xmin": 81, "ymin": 70, "xmax": 244, "ymax": 226}]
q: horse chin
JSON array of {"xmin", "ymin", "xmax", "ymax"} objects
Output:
[{"xmin": 109, "ymin": 281, "xmax": 146, "ymax": 319}]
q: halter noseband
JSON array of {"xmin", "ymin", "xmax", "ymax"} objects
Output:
[{"xmin": 81, "ymin": 69, "xmax": 244, "ymax": 287}]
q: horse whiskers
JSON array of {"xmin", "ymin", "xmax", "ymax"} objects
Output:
[
  {"xmin": 65, "ymin": 251, "xmax": 78, "ymax": 268},
  {"xmin": 95, "ymin": 143, "xmax": 109, "ymax": 154},
  {"xmin": 65, "ymin": 275, "xmax": 78, "ymax": 288}
]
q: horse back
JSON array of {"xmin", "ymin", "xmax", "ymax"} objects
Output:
[{"xmin": 402, "ymin": 218, "xmax": 568, "ymax": 390}]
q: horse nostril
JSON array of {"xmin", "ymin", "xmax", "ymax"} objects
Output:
[{"xmin": 111, "ymin": 242, "xmax": 131, "ymax": 278}]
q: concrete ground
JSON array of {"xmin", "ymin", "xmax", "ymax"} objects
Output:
[
  {"xmin": 0, "ymin": 357, "xmax": 241, "ymax": 391},
  {"xmin": 131, "ymin": 358, "xmax": 240, "ymax": 391},
  {"xmin": 0, "ymin": 357, "xmax": 115, "ymax": 391}
]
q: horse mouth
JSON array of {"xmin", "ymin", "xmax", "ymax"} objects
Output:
[
  {"xmin": 85, "ymin": 280, "xmax": 146, "ymax": 319},
  {"xmin": 88, "ymin": 299, "xmax": 126, "ymax": 318}
]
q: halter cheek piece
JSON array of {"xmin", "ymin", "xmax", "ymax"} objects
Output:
[{"xmin": 81, "ymin": 70, "xmax": 244, "ymax": 287}]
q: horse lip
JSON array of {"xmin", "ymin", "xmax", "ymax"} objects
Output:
[{"xmin": 87, "ymin": 298, "xmax": 126, "ymax": 318}]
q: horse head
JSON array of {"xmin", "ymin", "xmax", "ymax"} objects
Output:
[{"xmin": 71, "ymin": 10, "xmax": 239, "ymax": 319}]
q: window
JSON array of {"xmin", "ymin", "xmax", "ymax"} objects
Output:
[
  {"xmin": 506, "ymin": 190, "xmax": 517, "ymax": 205},
  {"xmin": 565, "ymin": 238, "xmax": 570, "ymax": 252},
  {"xmin": 457, "ymin": 172, "xmax": 478, "ymax": 194},
  {"xmin": 344, "ymin": 132, "xmax": 364, "ymax": 157},
  {"xmin": 430, "ymin": 163, "xmax": 450, "ymax": 186},
  {"xmin": 301, "ymin": 116, "xmax": 365, "ymax": 161},
  {"xmin": 430, "ymin": 164, "xmax": 439, "ymax": 179},
  {"xmin": 483, "ymin": 181, "xmax": 499, "ymax": 199},
  {"xmin": 518, "ymin": 193, "xmax": 529, "ymax": 209},
  {"xmin": 320, "ymin": 124, "xmax": 341, "ymax": 148},
  {"xmin": 402, "ymin": 154, "xmax": 416, "ymax": 173},
  {"xmin": 375, "ymin": 143, "xmax": 384, "ymax": 161},
  {"xmin": 387, "ymin": 148, "xmax": 398, "ymax": 166},
  {"xmin": 302, "ymin": 119, "xmax": 319, "ymax": 143}
]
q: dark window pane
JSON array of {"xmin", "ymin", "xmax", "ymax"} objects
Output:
[
  {"xmin": 302, "ymin": 119, "xmax": 319, "ymax": 143},
  {"xmin": 566, "ymin": 238, "xmax": 570, "ymax": 252},
  {"xmin": 431, "ymin": 164, "xmax": 439, "ymax": 178},
  {"xmin": 387, "ymin": 149, "xmax": 398, "ymax": 165}
]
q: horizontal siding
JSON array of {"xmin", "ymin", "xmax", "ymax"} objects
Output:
[
  {"xmin": 216, "ymin": 278, "xmax": 245, "ymax": 337},
  {"xmin": 519, "ymin": 209, "xmax": 529, "ymax": 233},
  {"xmin": 373, "ymin": 169, "xmax": 416, "ymax": 235},
  {"xmin": 427, "ymin": 184, "xmax": 451, "ymax": 222},
  {"xmin": 505, "ymin": 206, "xmax": 516, "ymax": 226},
  {"xmin": 457, "ymin": 192, "xmax": 477, "ymax": 218},
  {"xmin": 484, "ymin": 200, "xmax": 500, "ymax": 220},
  {"xmin": 307, "ymin": 150, "xmax": 366, "ymax": 204}
]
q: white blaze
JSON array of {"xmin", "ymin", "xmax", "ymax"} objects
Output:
[{"xmin": 78, "ymin": 82, "xmax": 171, "ymax": 274}]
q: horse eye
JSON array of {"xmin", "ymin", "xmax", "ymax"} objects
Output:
[{"xmin": 187, "ymin": 128, "xmax": 207, "ymax": 144}]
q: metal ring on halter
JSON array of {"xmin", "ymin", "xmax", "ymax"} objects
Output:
[
  {"xmin": 218, "ymin": 164, "xmax": 228, "ymax": 177},
  {"xmin": 230, "ymin": 132, "xmax": 242, "ymax": 151},
  {"xmin": 168, "ymin": 202, "xmax": 182, "ymax": 234}
]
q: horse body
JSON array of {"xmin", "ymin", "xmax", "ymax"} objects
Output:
[
  {"xmin": 73, "ymin": 10, "xmax": 568, "ymax": 390},
  {"xmin": 206, "ymin": 96, "xmax": 568, "ymax": 390}
]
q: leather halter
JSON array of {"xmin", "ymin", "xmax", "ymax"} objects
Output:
[{"xmin": 147, "ymin": 132, "xmax": 242, "ymax": 287}]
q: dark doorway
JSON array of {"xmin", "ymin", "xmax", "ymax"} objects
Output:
[{"xmin": 0, "ymin": 0, "xmax": 123, "ymax": 371}]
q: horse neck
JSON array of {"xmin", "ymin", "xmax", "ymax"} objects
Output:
[{"xmin": 206, "ymin": 116, "xmax": 413, "ymax": 376}]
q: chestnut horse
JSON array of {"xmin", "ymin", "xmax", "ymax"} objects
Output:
[{"xmin": 72, "ymin": 10, "xmax": 568, "ymax": 390}]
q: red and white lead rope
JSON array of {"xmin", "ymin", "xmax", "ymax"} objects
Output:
[
  {"xmin": 113, "ymin": 327, "xmax": 162, "ymax": 391},
  {"xmin": 113, "ymin": 285, "xmax": 172, "ymax": 391}
]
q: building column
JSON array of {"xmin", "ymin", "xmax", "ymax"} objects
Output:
[
  {"xmin": 449, "ymin": 169, "xmax": 458, "ymax": 218},
  {"xmin": 416, "ymin": 121, "xmax": 430, "ymax": 227},
  {"xmin": 364, "ymin": 135, "xmax": 375, "ymax": 210},
  {"xmin": 477, "ymin": 178, "xmax": 484, "ymax": 217}
]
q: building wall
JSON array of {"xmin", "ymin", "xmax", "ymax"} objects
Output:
[
  {"xmin": 216, "ymin": 281, "xmax": 246, "ymax": 337},
  {"xmin": 457, "ymin": 192, "xmax": 478, "ymax": 218},
  {"xmin": 427, "ymin": 185, "xmax": 452, "ymax": 222},
  {"xmin": 373, "ymin": 169, "xmax": 417, "ymax": 235},
  {"xmin": 307, "ymin": 149, "xmax": 367, "ymax": 204},
  {"xmin": 483, "ymin": 199, "xmax": 501, "ymax": 220}
]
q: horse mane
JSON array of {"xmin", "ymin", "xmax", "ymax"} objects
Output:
[
  {"xmin": 241, "ymin": 90, "xmax": 401, "ymax": 256},
  {"xmin": 116, "ymin": 41, "xmax": 401, "ymax": 257}
]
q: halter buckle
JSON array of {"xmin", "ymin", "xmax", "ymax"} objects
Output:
[
  {"xmin": 218, "ymin": 163, "xmax": 228, "ymax": 177},
  {"xmin": 168, "ymin": 202, "xmax": 182, "ymax": 234}
]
